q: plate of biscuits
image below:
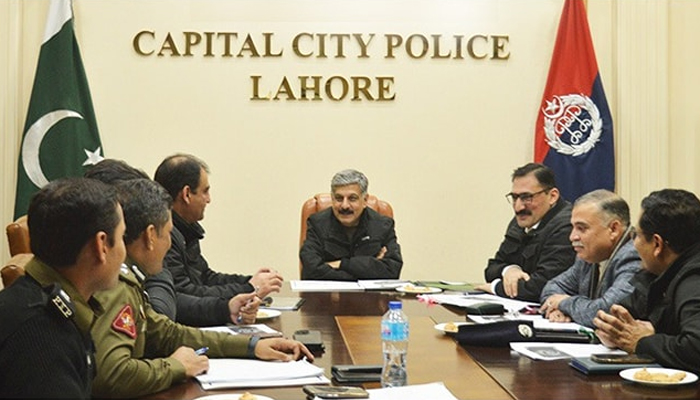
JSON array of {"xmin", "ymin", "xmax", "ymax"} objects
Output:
[
  {"xmin": 434, "ymin": 322, "xmax": 473, "ymax": 334},
  {"xmin": 255, "ymin": 309, "xmax": 281, "ymax": 320},
  {"xmin": 619, "ymin": 367, "xmax": 698, "ymax": 387},
  {"xmin": 396, "ymin": 284, "xmax": 442, "ymax": 294}
]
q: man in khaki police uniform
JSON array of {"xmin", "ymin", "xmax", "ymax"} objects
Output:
[{"xmin": 91, "ymin": 179, "xmax": 313, "ymax": 398}]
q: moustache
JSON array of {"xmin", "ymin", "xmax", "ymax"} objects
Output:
[
  {"xmin": 339, "ymin": 209, "xmax": 354, "ymax": 215},
  {"xmin": 516, "ymin": 209, "xmax": 532, "ymax": 217}
]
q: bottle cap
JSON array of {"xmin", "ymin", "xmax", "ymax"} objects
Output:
[{"xmin": 388, "ymin": 301, "xmax": 402, "ymax": 310}]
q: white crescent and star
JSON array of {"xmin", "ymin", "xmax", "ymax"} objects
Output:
[{"xmin": 21, "ymin": 109, "xmax": 103, "ymax": 188}]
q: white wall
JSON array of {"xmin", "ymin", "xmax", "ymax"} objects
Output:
[{"xmin": 2, "ymin": 0, "xmax": 698, "ymax": 288}]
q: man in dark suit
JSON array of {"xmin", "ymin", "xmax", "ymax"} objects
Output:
[{"xmin": 594, "ymin": 189, "xmax": 700, "ymax": 375}]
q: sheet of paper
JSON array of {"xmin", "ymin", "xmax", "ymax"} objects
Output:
[
  {"xmin": 510, "ymin": 342, "xmax": 625, "ymax": 360},
  {"xmin": 358, "ymin": 279, "xmax": 410, "ymax": 290},
  {"xmin": 468, "ymin": 314, "xmax": 587, "ymax": 333},
  {"xmin": 201, "ymin": 374, "xmax": 330, "ymax": 390},
  {"xmin": 195, "ymin": 358, "xmax": 328, "ymax": 389},
  {"xmin": 311, "ymin": 382, "xmax": 460, "ymax": 400},
  {"xmin": 419, "ymin": 293, "xmax": 538, "ymax": 312},
  {"xmin": 290, "ymin": 280, "xmax": 364, "ymax": 291}
]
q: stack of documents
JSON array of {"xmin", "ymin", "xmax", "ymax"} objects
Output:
[
  {"xmin": 419, "ymin": 293, "xmax": 538, "ymax": 314},
  {"xmin": 195, "ymin": 358, "xmax": 329, "ymax": 390},
  {"xmin": 290, "ymin": 279, "xmax": 408, "ymax": 292},
  {"xmin": 420, "ymin": 293, "xmax": 592, "ymax": 333}
]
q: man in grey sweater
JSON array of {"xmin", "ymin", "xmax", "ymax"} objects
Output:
[{"xmin": 540, "ymin": 189, "xmax": 641, "ymax": 328}]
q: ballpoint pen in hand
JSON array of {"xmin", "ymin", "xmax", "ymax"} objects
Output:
[{"xmin": 236, "ymin": 291, "xmax": 259, "ymax": 324}]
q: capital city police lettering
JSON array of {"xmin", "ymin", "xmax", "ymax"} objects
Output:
[
  {"xmin": 132, "ymin": 30, "xmax": 510, "ymax": 102},
  {"xmin": 542, "ymin": 94, "xmax": 602, "ymax": 157}
]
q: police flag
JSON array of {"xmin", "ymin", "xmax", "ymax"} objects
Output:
[{"xmin": 534, "ymin": 0, "xmax": 614, "ymax": 202}]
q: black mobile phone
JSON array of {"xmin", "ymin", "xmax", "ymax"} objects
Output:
[
  {"xmin": 294, "ymin": 329, "xmax": 325, "ymax": 353},
  {"xmin": 590, "ymin": 353, "xmax": 654, "ymax": 364},
  {"xmin": 331, "ymin": 364, "xmax": 382, "ymax": 383},
  {"xmin": 464, "ymin": 302, "xmax": 505, "ymax": 316},
  {"xmin": 302, "ymin": 385, "xmax": 369, "ymax": 399},
  {"xmin": 294, "ymin": 329, "xmax": 323, "ymax": 346}
]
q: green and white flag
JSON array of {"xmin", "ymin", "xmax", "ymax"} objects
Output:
[{"xmin": 13, "ymin": 0, "xmax": 103, "ymax": 219}]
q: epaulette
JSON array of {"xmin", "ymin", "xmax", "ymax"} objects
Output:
[
  {"xmin": 129, "ymin": 265, "xmax": 146, "ymax": 283},
  {"xmin": 43, "ymin": 283, "xmax": 76, "ymax": 320},
  {"xmin": 119, "ymin": 263, "xmax": 139, "ymax": 285}
]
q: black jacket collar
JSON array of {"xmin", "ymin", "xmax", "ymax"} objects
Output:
[
  {"xmin": 328, "ymin": 208, "xmax": 370, "ymax": 243},
  {"xmin": 172, "ymin": 211, "xmax": 205, "ymax": 242}
]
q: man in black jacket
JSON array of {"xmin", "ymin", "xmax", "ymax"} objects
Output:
[
  {"xmin": 0, "ymin": 178, "xmax": 126, "ymax": 398},
  {"xmin": 594, "ymin": 189, "xmax": 700, "ymax": 374},
  {"xmin": 86, "ymin": 158, "xmax": 260, "ymax": 327},
  {"xmin": 476, "ymin": 163, "xmax": 576, "ymax": 302},
  {"xmin": 154, "ymin": 154, "xmax": 283, "ymax": 299},
  {"xmin": 300, "ymin": 169, "xmax": 403, "ymax": 280}
]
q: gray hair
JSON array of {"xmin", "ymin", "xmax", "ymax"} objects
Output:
[
  {"xmin": 574, "ymin": 189, "xmax": 630, "ymax": 227},
  {"xmin": 331, "ymin": 169, "xmax": 368, "ymax": 194}
]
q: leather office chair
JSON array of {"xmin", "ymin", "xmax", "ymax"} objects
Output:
[
  {"xmin": 7, "ymin": 215, "xmax": 30, "ymax": 256},
  {"xmin": 3, "ymin": 215, "xmax": 31, "ymax": 287},
  {"xmin": 1, "ymin": 253, "xmax": 32, "ymax": 288},
  {"xmin": 298, "ymin": 193, "xmax": 394, "ymax": 277}
]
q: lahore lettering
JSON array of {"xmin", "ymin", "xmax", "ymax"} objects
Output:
[{"xmin": 133, "ymin": 31, "xmax": 510, "ymax": 102}]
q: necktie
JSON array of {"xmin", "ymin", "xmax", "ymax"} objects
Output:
[{"xmin": 589, "ymin": 263, "xmax": 601, "ymax": 299}]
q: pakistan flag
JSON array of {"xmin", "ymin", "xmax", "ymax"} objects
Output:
[{"xmin": 14, "ymin": 0, "xmax": 103, "ymax": 219}]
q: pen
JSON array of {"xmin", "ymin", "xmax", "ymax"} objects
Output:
[
  {"xmin": 195, "ymin": 347, "xmax": 209, "ymax": 355},
  {"xmin": 236, "ymin": 291, "xmax": 259, "ymax": 324}
]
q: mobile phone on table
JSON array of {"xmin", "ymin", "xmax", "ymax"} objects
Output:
[
  {"xmin": 302, "ymin": 385, "xmax": 369, "ymax": 399},
  {"xmin": 590, "ymin": 353, "xmax": 654, "ymax": 364},
  {"xmin": 294, "ymin": 329, "xmax": 323, "ymax": 346},
  {"xmin": 331, "ymin": 364, "xmax": 382, "ymax": 383}
]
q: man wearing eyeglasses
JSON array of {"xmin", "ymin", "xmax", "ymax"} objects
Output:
[
  {"xmin": 476, "ymin": 163, "xmax": 576, "ymax": 302},
  {"xmin": 594, "ymin": 189, "xmax": 700, "ymax": 375}
]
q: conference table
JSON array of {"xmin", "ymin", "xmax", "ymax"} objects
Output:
[{"xmin": 143, "ymin": 285, "xmax": 700, "ymax": 400}]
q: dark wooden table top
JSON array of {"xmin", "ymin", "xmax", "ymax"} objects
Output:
[{"xmin": 142, "ymin": 288, "xmax": 700, "ymax": 400}]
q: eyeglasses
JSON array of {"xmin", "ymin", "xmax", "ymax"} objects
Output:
[{"xmin": 505, "ymin": 188, "xmax": 550, "ymax": 205}]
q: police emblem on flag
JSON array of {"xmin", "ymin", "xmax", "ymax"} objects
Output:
[{"xmin": 542, "ymin": 94, "xmax": 602, "ymax": 157}]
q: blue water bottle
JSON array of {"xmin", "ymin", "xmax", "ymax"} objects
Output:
[{"xmin": 380, "ymin": 300, "xmax": 409, "ymax": 387}]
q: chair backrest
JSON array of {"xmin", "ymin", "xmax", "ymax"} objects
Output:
[
  {"xmin": 298, "ymin": 193, "xmax": 394, "ymax": 277},
  {"xmin": 6, "ymin": 215, "xmax": 30, "ymax": 256},
  {"xmin": 1, "ymin": 253, "xmax": 32, "ymax": 288},
  {"xmin": 3, "ymin": 215, "xmax": 31, "ymax": 287}
]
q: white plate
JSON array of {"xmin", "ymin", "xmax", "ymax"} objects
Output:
[
  {"xmin": 396, "ymin": 285, "xmax": 442, "ymax": 294},
  {"xmin": 619, "ymin": 367, "xmax": 698, "ymax": 387},
  {"xmin": 434, "ymin": 322, "xmax": 473, "ymax": 334},
  {"xmin": 194, "ymin": 394, "xmax": 275, "ymax": 400},
  {"xmin": 255, "ymin": 309, "xmax": 282, "ymax": 320}
]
